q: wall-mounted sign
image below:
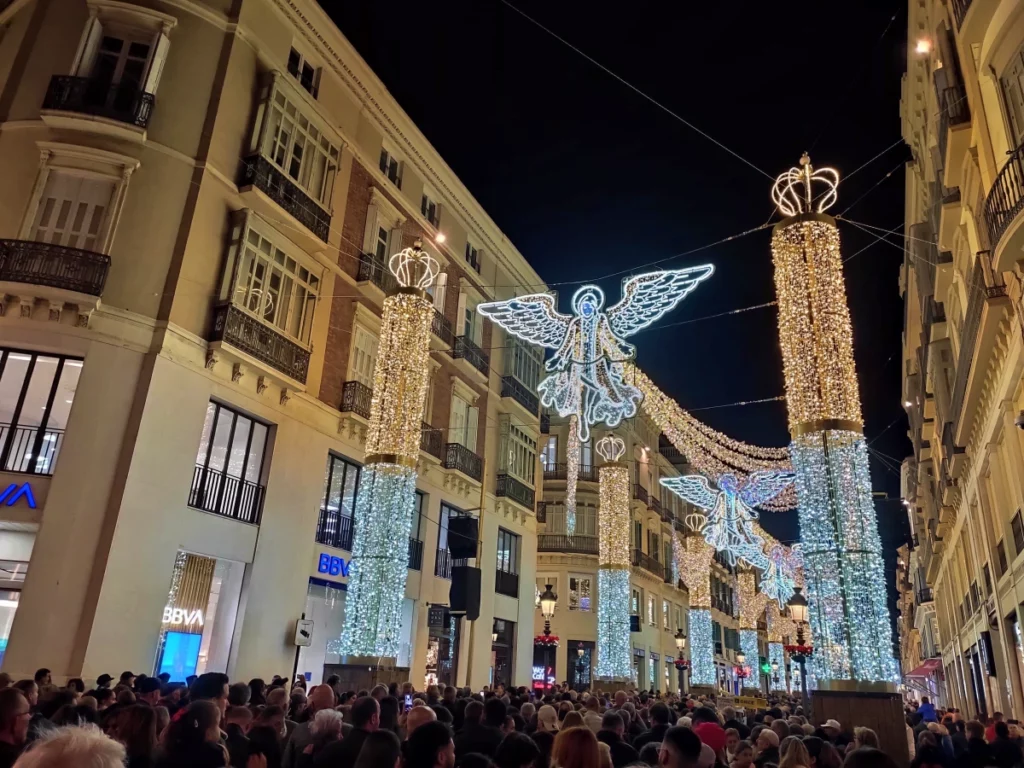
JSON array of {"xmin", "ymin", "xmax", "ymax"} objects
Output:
[
  {"xmin": 0, "ymin": 483, "xmax": 35, "ymax": 508},
  {"xmin": 162, "ymin": 607, "xmax": 204, "ymax": 627},
  {"xmin": 317, "ymin": 553, "xmax": 351, "ymax": 578}
]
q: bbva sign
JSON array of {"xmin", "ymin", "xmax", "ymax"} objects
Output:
[{"xmin": 0, "ymin": 483, "xmax": 36, "ymax": 509}]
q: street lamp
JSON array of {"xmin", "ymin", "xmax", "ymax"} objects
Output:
[
  {"xmin": 540, "ymin": 584, "xmax": 557, "ymax": 636},
  {"xmin": 736, "ymin": 650, "xmax": 746, "ymax": 666},
  {"xmin": 674, "ymin": 629, "xmax": 687, "ymax": 652},
  {"xmin": 786, "ymin": 586, "xmax": 812, "ymax": 715}
]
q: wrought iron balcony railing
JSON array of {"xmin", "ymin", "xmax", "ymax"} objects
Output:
[
  {"xmin": 444, "ymin": 442, "xmax": 483, "ymax": 482},
  {"xmin": 420, "ymin": 422, "xmax": 444, "ymax": 459},
  {"xmin": 500, "ymin": 375, "xmax": 539, "ymax": 415},
  {"xmin": 210, "ymin": 303, "xmax": 310, "ymax": 383},
  {"xmin": 357, "ymin": 252, "xmax": 398, "ymax": 294},
  {"xmin": 0, "ymin": 424, "xmax": 64, "ymax": 476},
  {"xmin": 537, "ymin": 534, "xmax": 598, "ymax": 555},
  {"xmin": 496, "ymin": 473, "xmax": 535, "ymax": 509},
  {"xmin": 540, "ymin": 412, "xmax": 550, "ymax": 433},
  {"xmin": 453, "ymin": 335, "xmax": 489, "ymax": 377},
  {"xmin": 633, "ymin": 484, "xmax": 649, "ymax": 505},
  {"xmin": 495, "ymin": 569, "xmax": 519, "ymax": 598},
  {"xmin": 986, "ymin": 140, "xmax": 1024, "ymax": 250},
  {"xmin": 42, "ymin": 75, "xmax": 154, "ymax": 128},
  {"xmin": 542, "ymin": 463, "xmax": 599, "ymax": 482},
  {"xmin": 240, "ymin": 155, "xmax": 331, "ymax": 242},
  {"xmin": 536, "ymin": 501, "xmax": 547, "ymax": 523},
  {"xmin": 950, "ymin": 0, "xmax": 973, "ymax": 28},
  {"xmin": 340, "ymin": 380, "xmax": 372, "ymax": 419},
  {"xmin": 0, "ymin": 239, "xmax": 109, "ymax": 296},
  {"xmin": 434, "ymin": 548, "xmax": 468, "ymax": 579},
  {"xmin": 432, "ymin": 309, "xmax": 454, "ymax": 347},
  {"xmin": 315, "ymin": 508, "xmax": 354, "ymax": 551},
  {"xmin": 631, "ymin": 548, "xmax": 662, "ymax": 577},
  {"xmin": 189, "ymin": 465, "xmax": 265, "ymax": 525},
  {"xmin": 408, "ymin": 538, "xmax": 424, "ymax": 571}
]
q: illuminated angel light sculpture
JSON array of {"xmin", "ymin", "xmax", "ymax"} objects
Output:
[
  {"xmin": 478, "ymin": 267, "xmax": 714, "ymax": 443},
  {"xmin": 758, "ymin": 540, "xmax": 801, "ymax": 607},
  {"xmin": 661, "ymin": 471, "xmax": 794, "ymax": 568}
]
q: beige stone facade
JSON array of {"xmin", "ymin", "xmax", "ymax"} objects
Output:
[{"xmin": 0, "ymin": 0, "xmax": 546, "ymax": 688}]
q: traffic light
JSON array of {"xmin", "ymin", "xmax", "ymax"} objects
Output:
[{"xmin": 760, "ymin": 656, "xmax": 771, "ymax": 675}]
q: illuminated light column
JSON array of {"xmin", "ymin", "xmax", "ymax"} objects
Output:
[
  {"xmin": 738, "ymin": 569, "xmax": 766, "ymax": 692},
  {"xmin": 338, "ymin": 243, "xmax": 438, "ymax": 660},
  {"xmin": 679, "ymin": 533, "xmax": 715, "ymax": 687},
  {"xmin": 595, "ymin": 434, "xmax": 632, "ymax": 681},
  {"xmin": 770, "ymin": 155, "xmax": 898, "ymax": 684},
  {"xmin": 766, "ymin": 603, "xmax": 787, "ymax": 692}
]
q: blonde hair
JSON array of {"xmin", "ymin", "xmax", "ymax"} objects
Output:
[
  {"xmin": 15, "ymin": 724, "xmax": 126, "ymax": 768},
  {"xmin": 598, "ymin": 741, "xmax": 613, "ymax": 768},
  {"xmin": 855, "ymin": 727, "xmax": 880, "ymax": 748},
  {"xmin": 778, "ymin": 737, "xmax": 810, "ymax": 768}
]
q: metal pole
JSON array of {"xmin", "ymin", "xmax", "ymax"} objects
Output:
[{"xmin": 800, "ymin": 657, "xmax": 809, "ymax": 715}]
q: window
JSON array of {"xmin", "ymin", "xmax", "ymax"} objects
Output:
[
  {"xmin": 662, "ymin": 599, "xmax": 670, "ymax": 630},
  {"xmin": 647, "ymin": 594, "xmax": 655, "ymax": 626},
  {"xmin": 506, "ymin": 337, "xmax": 542, "ymax": 391},
  {"xmin": 461, "ymin": 294, "xmax": 482, "ymax": 344},
  {"xmin": 348, "ymin": 327, "xmax": 378, "ymax": 388},
  {"xmin": 0, "ymin": 349, "xmax": 82, "ymax": 475},
  {"xmin": 998, "ymin": 540, "xmax": 1008, "ymax": 576},
  {"xmin": 568, "ymin": 576, "xmax": 591, "ymax": 611},
  {"xmin": 287, "ymin": 47, "xmax": 320, "ymax": 98},
  {"xmin": 465, "ymin": 240, "xmax": 481, "ymax": 273},
  {"xmin": 258, "ymin": 87, "xmax": 340, "ymax": 208},
  {"xmin": 649, "ymin": 532, "xmax": 660, "ymax": 561},
  {"xmin": 984, "ymin": 563, "xmax": 993, "ymax": 595},
  {"xmin": 500, "ymin": 419, "xmax": 536, "ymax": 486},
  {"xmin": 93, "ymin": 35, "xmax": 150, "ymax": 93},
  {"xmin": 1013, "ymin": 511, "xmax": 1024, "ymax": 556},
  {"xmin": 411, "ymin": 490, "xmax": 425, "ymax": 542},
  {"xmin": 631, "ymin": 589, "xmax": 640, "ymax": 615},
  {"xmin": 421, "ymin": 190, "xmax": 440, "ymax": 227},
  {"xmin": 496, "ymin": 528, "xmax": 520, "ymax": 575},
  {"xmin": 540, "ymin": 436, "xmax": 557, "ymax": 471},
  {"xmin": 190, "ymin": 402, "xmax": 269, "ymax": 523},
  {"xmin": 316, "ymin": 453, "xmax": 361, "ymax": 549},
  {"xmin": 229, "ymin": 215, "xmax": 321, "ymax": 343},
  {"xmin": 448, "ymin": 395, "xmax": 479, "ymax": 452},
  {"xmin": 71, "ymin": 8, "xmax": 173, "ymax": 97},
  {"xmin": 31, "ymin": 171, "xmax": 114, "ymax": 252},
  {"xmin": 1001, "ymin": 41, "xmax": 1024, "ymax": 148},
  {"xmin": 379, "ymin": 146, "xmax": 402, "ymax": 188},
  {"xmin": 674, "ymin": 604, "xmax": 684, "ymax": 632}
]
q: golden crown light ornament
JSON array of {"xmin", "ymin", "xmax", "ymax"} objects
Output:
[
  {"xmin": 769, "ymin": 155, "xmax": 898, "ymax": 686},
  {"xmin": 338, "ymin": 240, "xmax": 438, "ymax": 661},
  {"xmin": 594, "ymin": 432, "xmax": 632, "ymax": 682}
]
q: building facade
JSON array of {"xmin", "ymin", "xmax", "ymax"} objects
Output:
[
  {"xmin": 900, "ymin": 0, "xmax": 1024, "ymax": 718},
  {"xmin": 0, "ymin": 0, "xmax": 547, "ymax": 689},
  {"xmin": 533, "ymin": 413, "xmax": 757, "ymax": 694}
]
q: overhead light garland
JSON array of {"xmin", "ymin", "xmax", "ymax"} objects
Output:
[
  {"xmin": 769, "ymin": 155, "xmax": 898, "ymax": 684},
  {"xmin": 339, "ymin": 243, "xmax": 436, "ymax": 659},
  {"xmin": 595, "ymin": 434, "xmax": 632, "ymax": 682}
]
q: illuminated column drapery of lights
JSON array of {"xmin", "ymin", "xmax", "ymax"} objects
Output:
[
  {"xmin": 737, "ymin": 569, "xmax": 765, "ymax": 689},
  {"xmin": 770, "ymin": 155, "xmax": 898, "ymax": 684},
  {"xmin": 766, "ymin": 603, "xmax": 788, "ymax": 692},
  {"xmin": 595, "ymin": 434, "xmax": 632, "ymax": 681},
  {"xmin": 338, "ymin": 244, "xmax": 437, "ymax": 659},
  {"xmin": 679, "ymin": 533, "xmax": 715, "ymax": 686},
  {"xmin": 566, "ymin": 416, "xmax": 580, "ymax": 536}
]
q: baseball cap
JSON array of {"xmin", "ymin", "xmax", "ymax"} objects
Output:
[
  {"xmin": 824, "ymin": 719, "xmax": 842, "ymax": 730},
  {"xmin": 96, "ymin": 674, "xmax": 113, "ymax": 687}
]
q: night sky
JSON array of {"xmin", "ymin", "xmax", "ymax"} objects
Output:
[{"xmin": 328, "ymin": 1, "xmax": 912, "ymax": 620}]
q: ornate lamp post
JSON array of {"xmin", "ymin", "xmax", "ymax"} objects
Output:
[
  {"xmin": 675, "ymin": 629, "xmax": 688, "ymax": 694},
  {"xmin": 771, "ymin": 659, "xmax": 780, "ymax": 689},
  {"xmin": 540, "ymin": 584, "xmax": 557, "ymax": 636},
  {"xmin": 786, "ymin": 586, "xmax": 813, "ymax": 714}
]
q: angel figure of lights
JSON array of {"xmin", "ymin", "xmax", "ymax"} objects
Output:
[
  {"xmin": 478, "ymin": 267, "xmax": 714, "ymax": 442},
  {"xmin": 756, "ymin": 541, "xmax": 801, "ymax": 607},
  {"xmin": 660, "ymin": 471, "xmax": 795, "ymax": 568}
]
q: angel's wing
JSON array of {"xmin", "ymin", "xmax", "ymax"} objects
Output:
[
  {"xmin": 476, "ymin": 294, "xmax": 572, "ymax": 349},
  {"xmin": 660, "ymin": 475, "xmax": 718, "ymax": 511},
  {"xmin": 607, "ymin": 265, "xmax": 715, "ymax": 338},
  {"xmin": 739, "ymin": 470, "xmax": 796, "ymax": 508}
]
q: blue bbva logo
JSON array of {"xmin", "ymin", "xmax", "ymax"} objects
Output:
[
  {"xmin": 318, "ymin": 553, "xmax": 350, "ymax": 578},
  {"xmin": 0, "ymin": 483, "xmax": 36, "ymax": 508}
]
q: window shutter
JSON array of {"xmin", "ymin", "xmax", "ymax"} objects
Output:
[
  {"xmin": 456, "ymin": 292, "xmax": 468, "ymax": 336},
  {"xmin": 389, "ymin": 227, "xmax": 404, "ymax": 259},
  {"xmin": 449, "ymin": 396, "xmax": 465, "ymax": 446},
  {"xmin": 72, "ymin": 15, "xmax": 104, "ymax": 76},
  {"xmin": 467, "ymin": 405, "xmax": 479, "ymax": 452},
  {"xmin": 143, "ymin": 31, "xmax": 170, "ymax": 94},
  {"xmin": 361, "ymin": 204, "xmax": 379, "ymax": 254},
  {"xmin": 433, "ymin": 271, "xmax": 447, "ymax": 311}
]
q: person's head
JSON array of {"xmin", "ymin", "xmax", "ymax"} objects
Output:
[
  {"xmin": 562, "ymin": 711, "xmax": 584, "ymax": 730},
  {"xmin": 224, "ymin": 705, "xmax": 253, "ymax": 732},
  {"xmin": 33, "ymin": 669, "xmax": 51, "ymax": 686},
  {"xmin": 355, "ymin": 729, "xmax": 402, "ymax": 768},
  {"xmin": 227, "ymin": 681, "xmax": 250, "ymax": 707},
  {"xmin": 310, "ymin": 708, "xmax": 345, "ymax": 744},
  {"xmin": 371, "ymin": 684, "xmax": 389, "ymax": 701},
  {"xmin": 966, "ymin": 720, "xmax": 985, "ymax": 740},
  {"xmin": 119, "ymin": 671, "xmax": 135, "ymax": 688},
  {"xmin": 552, "ymin": 726, "xmax": 599, "ymax": 768},
  {"xmin": 994, "ymin": 712, "xmax": 1005, "ymax": 723},
  {"xmin": 485, "ymin": 697, "xmax": 508, "ymax": 728},
  {"xmin": 779, "ymin": 736, "xmax": 811, "ymax": 768},
  {"xmin": 842, "ymin": 748, "xmax": 900, "ymax": 768},
  {"xmin": 853, "ymin": 728, "xmax": 879, "ymax": 750},
  {"xmin": 531, "ymin": 730, "xmax": 555, "ymax": 768},
  {"xmin": 407, "ymin": 704, "xmax": 438, "ymax": 737},
  {"xmin": 537, "ymin": 704, "xmax": 559, "ymax": 732},
  {"xmin": 191, "ymin": 672, "xmax": 229, "ymax": 715},
  {"xmin": 96, "ymin": 674, "xmax": 113, "ymax": 689},
  {"xmin": 115, "ymin": 704, "xmax": 157, "ymax": 759},
  {"xmin": 996, "ymin": 721, "xmax": 1011, "ymax": 740},
  {"xmin": 164, "ymin": 700, "xmax": 221, "ymax": 754},
  {"xmin": 465, "ymin": 700, "xmax": 484, "ymax": 725},
  {"xmin": 266, "ymin": 686, "xmax": 289, "ymax": 709},
  {"xmin": 352, "ymin": 695, "xmax": 381, "ymax": 731},
  {"xmin": 691, "ymin": 707, "xmax": 719, "ymax": 726},
  {"xmin": 726, "ymin": 728, "xmax": 740, "ymax": 755},
  {"xmin": 13, "ymin": 680, "xmax": 38, "ymax": 707},
  {"xmin": 521, "ymin": 702, "xmax": 536, "ymax": 722},
  {"xmin": 136, "ymin": 676, "xmax": 162, "ymax": 706},
  {"xmin": 651, "ymin": 702, "xmax": 671, "ymax": 726},
  {"xmin": 255, "ymin": 704, "xmax": 286, "ymax": 739},
  {"xmin": 756, "ymin": 728, "xmax": 780, "ymax": 754},
  {"xmin": 822, "ymin": 720, "xmax": 841, "ymax": 741},
  {"xmin": 13, "ymin": 724, "xmax": 126, "ymax": 768},
  {"xmin": 248, "ymin": 678, "xmax": 267, "ymax": 701},
  {"xmin": 917, "ymin": 731, "xmax": 937, "ymax": 750},
  {"xmin": 402, "ymin": 720, "xmax": 455, "ymax": 768},
  {"xmin": 732, "ymin": 740, "xmax": 754, "ymax": 768},
  {"xmin": 495, "ymin": 731, "xmax": 541, "ymax": 768},
  {"xmin": 0, "ymin": 688, "xmax": 30, "ymax": 745},
  {"xmin": 601, "ymin": 711, "xmax": 624, "ymax": 737},
  {"xmin": 772, "ymin": 719, "xmax": 791, "ymax": 740},
  {"xmin": 247, "ymin": 724, "xmax": 282, "ymax": 767},
  {"xmin": 614, "ymin": 691, "xmax": 627, "ymax": 708},
  {"xmin": 660, "ymin": 725, "xmax": 704, "ymax": 768},
  {"xmin": 93, "ymin": 688, "xmax": 115, "ymax": 710}
]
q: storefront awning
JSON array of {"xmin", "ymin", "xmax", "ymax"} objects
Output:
[{"xmin": 905, "ymin": 658, "xmax": 942, "ymax": 678}]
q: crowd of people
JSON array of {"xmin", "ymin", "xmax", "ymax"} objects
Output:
[{"xmin": 0, "ymin": 669, "xmax": 1014, "ymax": 768}]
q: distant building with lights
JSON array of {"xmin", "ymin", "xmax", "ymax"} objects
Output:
[
  {"xmin": 900, "ymin": 0, "xmax": 1024, "ymax": 717},
  {"xmin": 0, "ymin": 0, "xmax": 545, "ymax": 688}
]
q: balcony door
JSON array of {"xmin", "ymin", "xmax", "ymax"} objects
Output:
[
  {"xmin": 32, "ymin": 172, "xmax": 114, "ymax": 252},
  {"xmin": 449, "ymin": 396, "xmax": 478, "ymax": 451},
  {"xmin": 348, "ymin": 327, "xmax": 378, "ymax": 388}
]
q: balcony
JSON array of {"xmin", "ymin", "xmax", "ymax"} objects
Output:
[
  {"xmin": 542, "ymin": 463, "xmax": 599, "ymax": 483},
  {"xmin": 987, "ymin": 141, "xmax": 1024, "ymax": 269},
  {"xmin": 941, "ymin": 421, "xmax": 965, "ymax": 481},
  {"xmin": 188, "ymin": 465, "xmax": 265, "ymax": 525},
  {"xmin": 633, "ymin": 484, "xmax": 649, "ymax": 506},
  {"xmin": 434, "ymin": 548, "xmax": 467, "ymax": 579},
  {"xmin": 431, "ymin": 309, "xmax": 454, "ymax": 348},
  {"xmin": 315, "ymin": 509, "xmax": 353, "ymax": 551},
  {"xmin": 496, "ymin": 473, "xmax": 535, "ymax": 510},
  {"xmin": 0, "ymin": 424, "xmax": 64, "ymax": 476},
  {"xmin": 495, "ymin": 569, "xmax": 519, "ymax": 598},
  {"xmin": 357, "ymin": 252, "xmax": 397, "ymax": 296},
  {"xmin": 664, "ymin": 564, "xmax": 674, "ymax": 584},
  {"xmin": 537, "ymin": 534, "xmax": 598, "ymax": 555},
  {"xmin": 444, "ymin": 442, "xmax": 483, "ymax": 482},
  {"xmin": 950, "ymin": 0, "xmax": 973, "ymax": 28},
  {"xmin": 209, "ymin": 303, "xmax": 310, "ymax": 384},
  {"xmin": 41, "ymin": 75, "xmax": 153, "ymax": 140},
  {"xmin": 540, "ymin": 412, "xmax": 550, "ymax": 433},
  {"xmin": 419, "ymin": 422, "xmax": 444, "ymax": 460},
  {"xmin": 536, "ymin": 502, "xmax": 547, "ymax": 523},
  {"xmin": 916, "ymin": 587, "xmax": 934, "ymax": 604},
  {"xmin": 239, "ymin": 155, "xmax": 331, "ymax": 245},
  {"xmin": 408, "ymin": 538, "xmax": 423, "ymax": 571},
  {"xmin": 937, "ymin": 83, "xmax": 971, "ymax": 187},
  {"xmin": 631, "ymin": 549, "xmax": 662, "ymax": 578},
  {"xmin": 500, "ymin": 375, "xmax": 539, "ymax": 416},
  {"xmin": 453, "ymin": 335, "xmax": 489, "ymax": 378},
  {"xmin": 340, "ymin": 380, "xmax": 372, "ymax": 420},
  {"xmin": 0, "ymin": 239, "xmax": 110, "ymax": 313}
]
